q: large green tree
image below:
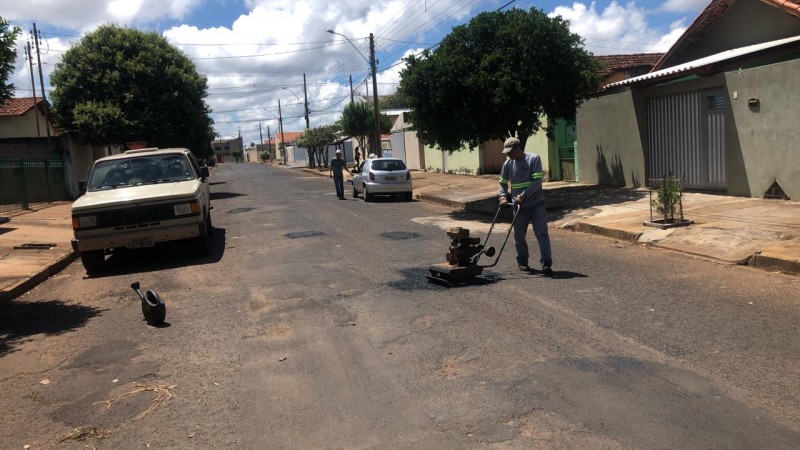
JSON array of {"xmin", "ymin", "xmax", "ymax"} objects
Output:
[
  {"xmin": 50, "ymin": 25, "xmax": 214, "ymax": 156},
  {"xmin": 0, "ymin": 17, "xmax": 21, "ymax": 103},
  {"xmin": 398, "ymin": 8, "xmax": 600, "ymax": 152},
  {"xmin": 338, "ymin": 101, "xmax": 393, "ymax": 159}
]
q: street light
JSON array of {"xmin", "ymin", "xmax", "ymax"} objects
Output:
[{"xmin": 327, "ymin": 29, "xmax": 381, "ymax": 156}]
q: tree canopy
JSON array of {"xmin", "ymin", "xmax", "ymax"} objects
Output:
[
  {"xmin": 398, "ymin": 8, "xmax": 600, "ymax": 152},
  {"xmin": 295, "ymin": 124, "xmax": 337, "ymax": 168},
  {"xmin": 50, "ymin": 25, "xmax": 215, "ymax": 156},
  {"xmin": 0, "ymin": 17, "xmax": 21, "ymax": 103},
  {"xmin": 338, "ymin": 101, "xmax": 394, "ymax": 157}
]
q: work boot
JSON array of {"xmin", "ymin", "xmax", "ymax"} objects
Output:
[
  {"xmin": 518, "ymin": 264, "xmax": 530, "ymax": 271},
  {"xmin": 541, "ymin": 265, "xmax": 553, "ymax": 276}
]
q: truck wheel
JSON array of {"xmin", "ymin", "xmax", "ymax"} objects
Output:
[
  {"xmin": 80, "ymin": 250, "xmax": 104, "ymax": 274},
  {"xmin": 193, "ymin": 214, "xmax": 211, "ymax": 257}
]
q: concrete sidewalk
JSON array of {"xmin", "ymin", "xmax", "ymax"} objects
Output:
[
  {"xmin": 0, "ymin": 202, "xmax": 77, "ymax": 301},
  {"xmin": 1, "ymin": 166, "xmax": 798, "ymax": 301}
]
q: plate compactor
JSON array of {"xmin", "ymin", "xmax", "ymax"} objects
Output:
[{"xmin": 427, "ymin": 203, "xmax": 520, "ymax": 286}]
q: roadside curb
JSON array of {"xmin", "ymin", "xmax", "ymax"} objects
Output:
[
  {"xmin": 0, "ymin": 250, "xmax": 78, "ymax": 302},
  {"xmin": 749, "ymin": 253, "xmax": 800, "ymax": 275}
]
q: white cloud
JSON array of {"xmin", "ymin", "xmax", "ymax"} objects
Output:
[
  {"xmin": 662, "ymin": 0, "xmax": 708, "ymax": 13},
  {"xmin": 1, "ymin": 0, "xmax": 203, "ymax": 32},
  {"xmin": 550, "ymin": 1, "xmax": 686, "ymax": 55}
]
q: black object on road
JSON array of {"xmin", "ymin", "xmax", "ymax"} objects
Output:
[
  {"xmin": 427, "ymin": 203, "xmax": 520, "ymax": 287},
  {"xmin": 131, "ymin": 281, "xmax": 166, "ymax": 326}
]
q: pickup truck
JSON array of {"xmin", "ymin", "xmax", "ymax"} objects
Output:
[{"xmin": 71, "ymin": 148, "xmax": 212, "ymax": 274}]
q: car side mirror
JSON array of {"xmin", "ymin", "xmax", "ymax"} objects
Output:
[{"xmin": 200, "ymin": 167, "xmax": 210, "ymax": 179}]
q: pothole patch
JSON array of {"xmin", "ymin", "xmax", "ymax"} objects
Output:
[
  {"xmin": 381, "ymin": 231, "xmax": 421, "ymax": 240},
  {"xmin": 228, "ymin": 207, "xmax": 255, "ymax": 214},
  {"xmin": 285, "ymin": 230, "xmax": 325, "ymax": 239}
]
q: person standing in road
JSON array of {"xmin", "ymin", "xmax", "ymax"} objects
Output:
[
  {"xmin": 330, "ymin": 149, "xmax": 346, "ymax": 200},
  {"xmin": 498, "ymin": 137, "xmax": 553, "ymax": 274}
]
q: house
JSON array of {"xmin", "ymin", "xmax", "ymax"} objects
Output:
[
  {"xmin": 211, "ymin": 137, "xmax": 243, "ymax": 163},
  {"xmin": 576, "ymin": 0, "xmax": 800, "ymax": 199},
  {"xmin": 0, "ymin": 97, "xmax": 118, "ymax": 201}
]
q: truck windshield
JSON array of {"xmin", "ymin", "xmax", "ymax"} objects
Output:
[{"xmin": 87, "ymin": 154, "xmax": 195, "ymax": 191}]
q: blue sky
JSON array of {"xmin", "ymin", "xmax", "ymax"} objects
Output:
[{"xmin": 3, "ymin": 0, "xmax": 709, "ymax": 144}]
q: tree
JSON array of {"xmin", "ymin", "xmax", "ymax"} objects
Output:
[
  {"xmin": 0, "ymin": 17, "xmax": 21, "ymax": 103},
  {"xmin": 338, "ymin": 101, "xmax": 394, "ymax": 158},
  {"xmin": 398, "ymin": 8, "xmax": 600, "ymax": 152},
  {"xmin": 49, "ymin": 25, "xmax": 215, "ymax": 157},
  {"xmin": 379, "ymin": 92, "xmax": 409, "ymax": 110},
  {"xmin": 295, "ymin": 124, "xmax": 337, "ymax": 169}
]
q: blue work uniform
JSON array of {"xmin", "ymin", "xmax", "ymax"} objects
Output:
[{"xmin": 498, "ymin": 152, "xmax": 552, "ymax": 268}]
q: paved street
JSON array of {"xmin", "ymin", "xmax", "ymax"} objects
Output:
[{"xmin": 1, "ymin": 163, "xmax": 799, "ymax": 449}]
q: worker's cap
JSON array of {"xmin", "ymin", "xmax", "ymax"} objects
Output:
[
  {"xmin": 502, "ymin": 137, "xmax": 521, "ymax": 154},
  {"xmin": 335, "ymin": 149, "xmax": 341, "ymax": 154}
]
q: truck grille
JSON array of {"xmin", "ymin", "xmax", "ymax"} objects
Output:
[{"xmin": 95, "ymin": 203, "xmax": 183, "ymax": 228}]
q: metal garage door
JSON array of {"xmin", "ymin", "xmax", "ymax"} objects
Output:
[{"xmin": 647, "ymin": 88, "xmax": 727, "ymax": 189}]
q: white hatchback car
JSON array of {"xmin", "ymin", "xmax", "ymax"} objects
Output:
[{"xmin": 351, "ymin": 157, "xmax": 413, "ymax": 201}]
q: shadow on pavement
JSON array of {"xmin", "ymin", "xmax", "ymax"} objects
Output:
[
  {"xmin": 544, "ymin": 185, "xmax": 648, "ymax": 220},
  {"xmin": 210, "ymin": 191, "xmax": 246, "ymax": 201},
  {"xmin": 88, "ymin": 228, "xmax": 227, "ymax": 278},
  {"xmin": 0, "ymin": 300, "xmax": 105, "ymax": 356}
]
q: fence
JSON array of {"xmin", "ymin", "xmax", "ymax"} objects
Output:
[{"xmin": 0, "ymin": 158, "xmax": 69, "ymax": 213}]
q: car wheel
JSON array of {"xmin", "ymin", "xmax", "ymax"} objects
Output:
[
  {"xmin": 80, "ymin": 250, "xmax": 104, "ymax": 274},
  {"xmin": 352, "ymin": 184, "xmax": 359, "ymax": 199},
  {"xmin": 363, "ymin": 185, "xmax": 372, "ymax": 202},
  {"xmin": 404, "ymin": 192, "xmax": 413, "ymax": 201}
]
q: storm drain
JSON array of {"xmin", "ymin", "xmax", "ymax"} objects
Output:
[
  {"xmin": 285, "ymin": 230, "xmax": 325, "ymax": 239},
  {"xmin": 228, "ymin": 207, "xmax": 255, "ymax": 214},
  {"xmin": 13, "ymin": 243, "xmax": 57, "ymax": 250},
  {"xmin": 380, "ymin": 231, "xmax": 421, "ymax": 240}
]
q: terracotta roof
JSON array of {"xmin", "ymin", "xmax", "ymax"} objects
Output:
[
  {"xmin": 0, "ymin": 97, "xmax": 43, "ymax": 117},
  {"xmin": 653, "ymin": 0, "xmax": 800, "ymax": 71},
  {"xmin": 763, "ymin": 0, "xmax": 800, "ymax": 16},
  {"xmin": 595, "ymin": 53, "xmax": 663, "ymax": 77},
  {"xmin": 277, "ymin": 131, "xmax": 303, "ymax": 144}
]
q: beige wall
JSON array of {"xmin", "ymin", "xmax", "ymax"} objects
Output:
[
  {"xmin": 0, "ymin": 108, "xmax": 55, "ymax": 139},
  {"xmin": 724, "ymin": 58, "xmax": 800, "ymax": 199},
  {"xmin": 576, "ymin": 91, "xmax": 647, "ymax": 187},
  {"xmin": 526, "ymin": 115, "xmax": 557, "ymax": 181}
]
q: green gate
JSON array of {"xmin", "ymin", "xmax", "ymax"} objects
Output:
[
  {"xmin": 0, "ymin": 158, "xmax": 69, "ymax": 213},
  {"xmin": 554, "ymin": 119, "xmax": 578, "ymax": 181}
]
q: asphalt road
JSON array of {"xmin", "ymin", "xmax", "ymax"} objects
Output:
[{"xmin": 1, "ymin": 163, "xmax": 799, "ymax": 449}]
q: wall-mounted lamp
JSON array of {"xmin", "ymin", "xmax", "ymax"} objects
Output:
[{"xmin": 747, "ymin": 98, "xmax": 760, "ymax": 108}]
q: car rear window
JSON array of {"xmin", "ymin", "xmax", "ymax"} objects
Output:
[{"xmin": 371, "ymin": 160, "xmax": 406, "ymax": 171}]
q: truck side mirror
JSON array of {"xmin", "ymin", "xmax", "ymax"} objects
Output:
[
  {"xmin": 78, "ymin": 180, "xmax": 87, "ymax": 195},
  {"xmin": 200, "ymin": 167, "xmax": 210, "ymax": 179}
]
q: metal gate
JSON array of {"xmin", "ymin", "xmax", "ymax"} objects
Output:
[
  {"xmin": 389, "ymin": 131, "xmax": 406, "ymax": 162},
  {"xmin": 0, "ymin": 158, "xmax": 68, "ymax": 212},
  {"xmin": 646, "ymin": 88, "xmax": 727, "ymax": 189}
]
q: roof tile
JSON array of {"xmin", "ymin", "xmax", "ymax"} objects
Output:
[{"xmin": 0, "ymin": 97, "xmax": 41, "ymax": 117}]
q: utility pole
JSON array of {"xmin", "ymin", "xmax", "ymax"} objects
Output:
[
  {"xmin": 278, "ymin": 100, "xmax": 286, "ymax": 165},
  {"xmin": 258, "ymin": 122, "xmax": 264, "ymax": 162},
  {"xmin": 25, "ymin": 42, "xmax": 41, "ymax": 137},
  {"xmin": 302, "ymin": 73, "xmax": 310, "ymax": 130},
  {"xmin": 349, "ymin": 75, "xmax": 354, "ymax": 103},
  {"xmin": 32, "ymin": 23, "xmax": 54, "ymax": 157},
  {"xmin": 369, "ymin": 33, "xmax": 381, "ymax": 156},
  {"xmin": 267, "ymin": 125, "xmax": 272, "ymax": 161}
]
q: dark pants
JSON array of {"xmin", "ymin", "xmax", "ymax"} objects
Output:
[
  {"xmin": 513, "ymin": 202, "xmax": 552, "ymax": 267},
  {"xmin": 333, "ymin": 175, "xmax": 344, "ymax": 199}
]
